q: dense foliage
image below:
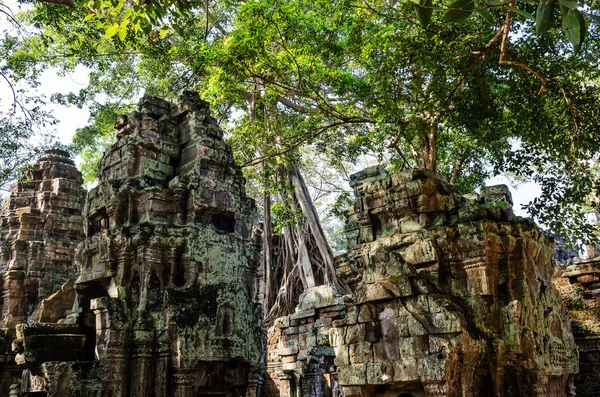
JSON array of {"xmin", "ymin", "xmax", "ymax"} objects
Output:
[{"xmin": 2, "ymin": 0, "xmax": 600, "ymax": 245}]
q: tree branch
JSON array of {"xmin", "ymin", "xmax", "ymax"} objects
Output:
[
  {"xmin": 277, "ymin": 95, "xmax": 314, "ymax": 113},
  {"xmin": 449, "ymin": 152, "xmax": 468, "ymax": 185},
  {"xmin": 242, "ymin": 117, "xmax": 374, "ymax": 168}
]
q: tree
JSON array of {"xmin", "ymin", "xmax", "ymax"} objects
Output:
[
  {"xmin": 0, "ymin": 0, "xmax": 63, "ymax": 189},
  {"xmin": 4, "ymin": 0, "xmax": 600, "ymax": 319},
  {"xmin": 212, "ymin": 0, "xmax": 600, "ymax": 245}
]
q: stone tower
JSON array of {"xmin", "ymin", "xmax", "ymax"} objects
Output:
[
  {"xmin": 15, "ymin": 93, "xmax": 264, "ymax": 396},
  {"xmin": 333, "ymin": 168, "xmax": 578, "ymax": 396},
  {"xmin": 0, "ymin": 148, "xmax": 85, "ymax": 327},
  {"xmin": 0, "ymin": 148, "xmax": 85, "ymax": 394}
]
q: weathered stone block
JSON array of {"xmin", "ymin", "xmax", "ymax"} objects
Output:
[
  {"xmin": 366, "ymin": 362, "xmax": 387, "ymax": 385},
  {"xmin": 348, "ymin": 342, "xmax": 372, "ymax": 364},
  {"xmin": 338, "ymin": 364, "xmax": 366, "ymax": 385},
  {"xmin": 392, "ymin": 358, "xmax": 420, "ymax": 382}
]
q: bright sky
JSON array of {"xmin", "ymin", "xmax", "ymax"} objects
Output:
[{"xmin": 38, "ymin": 67, "xmax": 91, "ymax": 145}]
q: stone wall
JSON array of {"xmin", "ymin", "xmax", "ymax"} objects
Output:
[
  {"xmin": 0, "ymin": 149, "xmax": 85, "ymax": 395},
  {"xmin": 265, "ymin": 167, "xmax": 579, "ymax": 397},
  {"xmin": 554, "ymin": 258, "xmax": 600, "ymax": 396},
  {"xmin": 14, "ymin": 93, "xmax": 264, "ymax": 396},
  {"xmin": 264, "ymin": 285, "xmax": 345, "ymax": 397}
]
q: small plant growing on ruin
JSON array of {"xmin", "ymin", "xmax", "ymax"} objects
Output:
[{"xmin": 570, "ymin": 285, "xmax": 589, "ymax": 310}]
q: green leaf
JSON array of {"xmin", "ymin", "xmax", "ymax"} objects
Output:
[
  {"xmin": 536, "ymin": 0, "xmax": 555, "ymax": 35},
  {"xmin": 442, "ymin": 0, "xmax": 475, "ymax": 22},
  {"xmin": 104, "ymin": 23, "xmax": 120, "ymax": 39},
  {"xmin": 508, "ymin": 6, "xmax": 535, "ymax": 20},
  {"xmin": 571, "ymin": 10, "xmax": 586, "ymax": 53},
  {"xmin": 83, "ymin": 13, "xmax": 95, "ymax": 22},
  {"xmin": 559, "ymin": 0, "xmax": 578, "ymax": 9},
  {"xmin": 563, "ymin": 9, "xmax": 581, "ymax": 46},
  {"xmin": 477, "ymin": 9, "xmax": 496, "ymax": 24},
  {"xmin": 172, "ymin": 24, "xmax": 184, "ymax": 36},
  {"xmin": 414, "ymin": 0, "xmax": 433, "ymax": 28},
  {"xmin": 118, "ymin": 21, "xmax": 128, "ymax": 41},
  {"xmin": 123, "ymin": 8, "xmax": 134, "ymax": 20},
  {"xmin": 159, "ymin": 28, "xmax": 169, "ymax": 39}
]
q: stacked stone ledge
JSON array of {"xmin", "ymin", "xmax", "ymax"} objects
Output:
[
  {"xmin": 265, "ymin": 167, "xmax": 579, "ymax": 397},
  {"xmin": 13, "ymin": 93, "xmax": 264, "ymax": 396},
  {"xmin": 264, "ymin": 285, "xmax": 346, "ymax": 397}
]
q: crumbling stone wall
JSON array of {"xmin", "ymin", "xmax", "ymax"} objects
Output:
[
  {"xmin": 15, "ymin": 93, "xmax": 264, "ymax": 397},
  {"xmin": 265, "ymin": 167, "xmax": 579, "ymax": 397},
  {"xmin": 554, "ymin": 258, "xmax": 600, "ymax": 396},
  {"xmin": 334, "ymin": 168, "xmax": 578, "ymax": 396},
  {"xmin": 0, "ymin": 149, "xmax": 85, "ymax": 395},
  {"xmin": 264, "ymin": 285, "xmax": 345, "ymax": 397}
]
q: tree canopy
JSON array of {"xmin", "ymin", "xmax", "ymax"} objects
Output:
[{"xmin": 1, "ymin": 0, "xmax": 600, "ymax": 286}]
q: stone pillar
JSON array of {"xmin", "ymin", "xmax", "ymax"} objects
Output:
[
  {"xmin": 2, "ymin": 268, "xmax": 25, "ymax": 327},
  {"xmin": 130, "ymin": 327, "xmax": 155, "ymax": 397},
  {"xmin": 91, "ymin": 298, "xmax": 128, "ymax": 397},
  {"xmin": 153, "ymin": 341, "xmax": 170, "ymax": 397},
  {"xmin": 246, "ymin": 373, "xmax": 262, "ymax": 397},
  {"xmin": 276, "ymin": 372, "xmax": 293, "ymax": 397},
  {"xmin": 172, "ymin": 369, "xmax": 194, "ymax": 397}
]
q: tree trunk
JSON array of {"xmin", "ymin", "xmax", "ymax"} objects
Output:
[
  {"xmin": 286, "ymin": 164, "xmax": 347, "ymax": 292},
  {"xmin": 264, "ymin": 163, "xmax": 349, "ymax": 322},
  {"xmin": 418, "ymin": 121, "xmax": 438, "ymax": 171},
  {"xmin": 262, "ymin": 189, "xmax": 274, "ymax": 313},
  {"xmin": 244, "ymin": 82, "xmax": 348, "ymax": 322}
]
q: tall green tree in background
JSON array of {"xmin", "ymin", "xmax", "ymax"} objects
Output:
[
  {"xmin": 3, "ymin": 0, "xmax": 600, "ymax": 316},
  {"xmin": 0, "ymin": 0, "xmax": 60, "ymax": 189}
]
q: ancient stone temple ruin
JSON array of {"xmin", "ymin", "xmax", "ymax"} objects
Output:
[
  {"xmin": 555, "ymin": 258, "xmax": 600, "ymax": 396},
  {"xmin": 0, "ymin": 94, "xmax": 595, "ymax": 397},
  {"xmin": 266, "ymin": 167, "xmax": 580, "ymax": 396},
  {"xmin": 0, "ymin": 149, "xmax": 86, "ymax": 394},
  {"xmin": 8, "ymin": 93, "xmax": 264, "ymax": 396}
]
